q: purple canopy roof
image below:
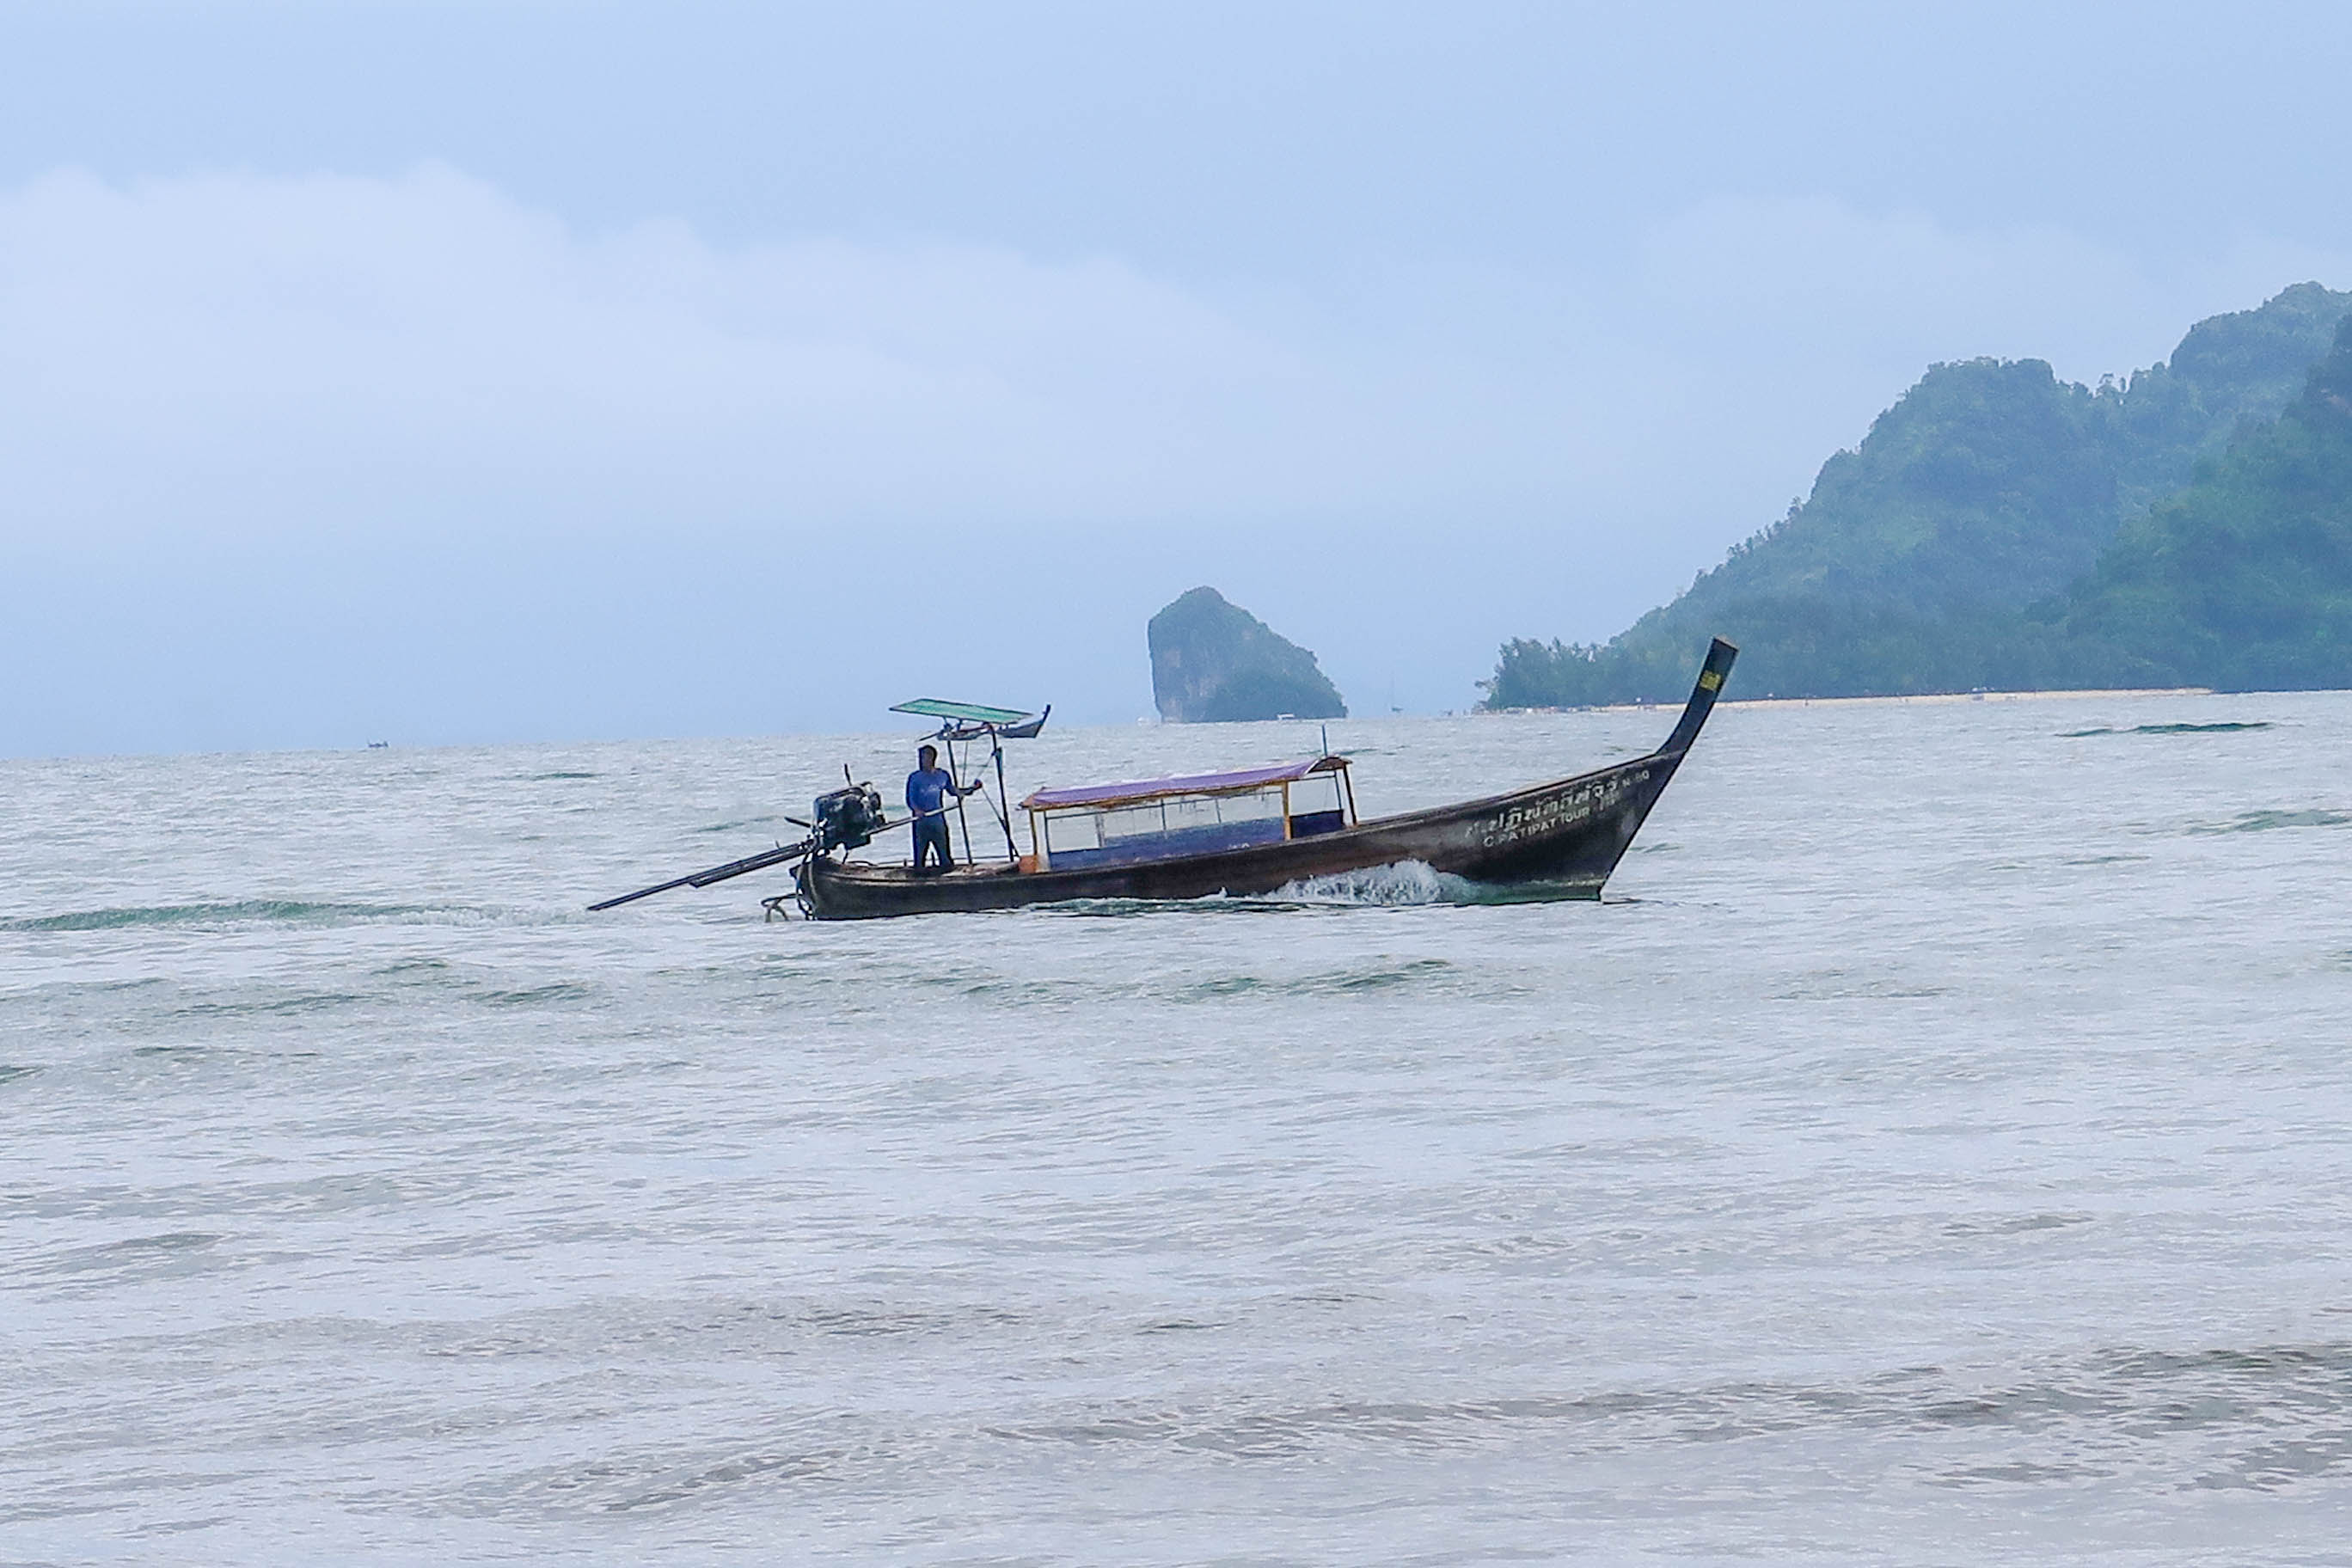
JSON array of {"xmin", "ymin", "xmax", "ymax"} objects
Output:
[{"xmin": 1021, "ymin": 757, "xmax": 1338, "ymax": 811}]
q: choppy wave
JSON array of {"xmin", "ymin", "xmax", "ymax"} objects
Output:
[
  {"xmin": 1177, "ymin": 957, "xmax": 1461, "ymax": 1001},
  {"xmin": 889, "ymin": 954, "xmax": 1469, "ymax": 1008},
  {"xmin": 982, "ymin": 1338, "xmax": 2352, "ymax": 1474},
  {"xmin": 0, "ymin": 900, "xmax": 424, "ymax": 932},
  {"xmin": 176, "ymin": 991, "xmax": 376, "ymax": 1020},
  {"xmin": 0, "ymin": 900, "xmax": 548, "ymax": 934},
  {"xmin": 470, "ymin": 982, "xmax": 598, "ymax": 1008},
  {"xmin": 433, "ymin": 1336, "xmax": 2352, "ymax": 1522},
  {"xmin": 2187, "ymin": 808, "xmax": 2352, "ymax": 835},
  {"xmin": 2064, "ymin": 721, "xmax": 2273, "ymax": 738}
]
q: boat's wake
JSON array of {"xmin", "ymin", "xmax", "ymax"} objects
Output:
[
  {"xmin": 1270, "ymin": 860, "xmax": 1459, "ymax": 905},
  {"xmin": 1267, "ymin": 861, "xmax": 1604, "ymax": 909},
  {"xmin": 1032, "ymin": 862, "xmax": 1609, "ymax": 918}
]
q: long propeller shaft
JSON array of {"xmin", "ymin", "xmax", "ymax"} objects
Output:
[
  {"xmin": 588, "ymin": 837, "xmax": 815, "ymax": 910},
  {"xmin": 589, "ymin": 816, "xmax": 911, "ymax": 911}
]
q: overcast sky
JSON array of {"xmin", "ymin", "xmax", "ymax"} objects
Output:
[{"xmin": 5, "ymin": 1, "xmax": 2349, "ymax": 756}]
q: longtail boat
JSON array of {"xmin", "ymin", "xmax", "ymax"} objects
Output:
[{"xmin": 591, "ymin": 638, "xmax": 1736, "ymax": 921}]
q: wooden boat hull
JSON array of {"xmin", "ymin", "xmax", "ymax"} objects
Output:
[{"xmin": 796, "ymin": 638, "xmax": 1736, "ymax": 920}]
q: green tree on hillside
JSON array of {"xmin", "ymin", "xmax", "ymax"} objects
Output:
[{"xmin": 2057, "ymin": 315, "xmax": 2352, "ymax": 690}]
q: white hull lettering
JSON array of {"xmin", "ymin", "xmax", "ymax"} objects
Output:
[{"xmin": 1474, "ymin": 769, "xmax": 1651, "ymax": 850}]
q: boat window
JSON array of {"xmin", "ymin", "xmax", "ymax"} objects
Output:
[
  {"xmin": 1163, "ymin": 794, "xmax": 1222, "ymax": 834},
  {"xmin": 1217, "ymin": 788, "xmax": 1286, "ymax": 824},
  {"xmin": 1099, "ymin": 801, "xmax": 1170, "ymax": 842},
  {"xmin": 1034, "ymin": 781, "xmax": 1308, "ymax": 866},
  {"xmin": 1290, "ymin": 773, "xmax": 1344, "ymax": 815},
  {"xmin": 1042, "ymin": 809, "xmax": 1101, "ymax": 853}
]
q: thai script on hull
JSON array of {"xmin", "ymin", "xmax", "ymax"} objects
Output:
[{"xmin": 1476, "ymin": 768, "xmax": 1651, "ymax": 850}]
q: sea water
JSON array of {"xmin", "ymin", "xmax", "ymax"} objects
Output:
[{"xmin": 5, "ymin": 695, "xmax": 2351, "ymax": 1565}]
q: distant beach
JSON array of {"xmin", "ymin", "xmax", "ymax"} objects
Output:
[
  {"xmin": 1493, "ymin": 686, "xmax": 2220, "ymax": 715},
  {"xmin": 1722, "ymin": 685, "xmax": 2215, "ymax": 709}
]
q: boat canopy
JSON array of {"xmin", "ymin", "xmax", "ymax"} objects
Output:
[
  {"xmin": 891, "ymin": 698, "xmax": 1037, "ymax": 726},
  {"xmin": 1021, "ymin": 756, "xmax": 1346, "ymax": 812}
]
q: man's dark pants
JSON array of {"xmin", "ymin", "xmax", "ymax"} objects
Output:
[{"xmin": 913, "ymin": 816, "xmax": 954, "ymax": 872}]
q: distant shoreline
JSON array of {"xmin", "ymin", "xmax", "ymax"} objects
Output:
[
  {"xmin": 1492, "ymin": 687, "xmax": 2217, "ymax": 715},
  {"xmin": 1724, "ymin": 687, "xmax": 2215, "ymax": 710}
]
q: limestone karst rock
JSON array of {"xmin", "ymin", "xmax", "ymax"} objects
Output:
[{"xmin": 1148, "ymin": 587, "xmax": 1347, "ymax": 722}]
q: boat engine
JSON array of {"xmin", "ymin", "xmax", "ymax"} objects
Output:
[{"xmin": 812, "ymin": 783, "xmax": 886, "ymax": 853}]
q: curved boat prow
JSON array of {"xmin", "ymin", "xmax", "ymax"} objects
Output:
[{"xmin": 1657, "ymin": 637, "xmax": 1739, "ymax": 757}]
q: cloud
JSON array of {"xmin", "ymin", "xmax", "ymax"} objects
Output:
[
  {"xmin": 0, "ymin": 164, "xmax": 1364, "ymax": 546},
  {"xmin": 1638, "ymin": 194, "xmax": 2352, "ymax": 385}
]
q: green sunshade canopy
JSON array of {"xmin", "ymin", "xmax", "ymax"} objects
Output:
[{"xmin": 890, "ymin": 698, "xmax": 1037, "ymax": 726}]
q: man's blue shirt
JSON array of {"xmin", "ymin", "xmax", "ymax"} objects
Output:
[{"xmin": 906, "ymin": 767, "xmax": 959, "ymax": 819}]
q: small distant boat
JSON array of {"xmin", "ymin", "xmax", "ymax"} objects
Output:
[{"xmin": 591, "ymin": 640, "xmax": 1736, "ymax": 921}]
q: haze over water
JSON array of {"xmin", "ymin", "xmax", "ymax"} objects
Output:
[{"xmin": 6, "ymin": 695, "xmax": 2350, "ymax": 1563}]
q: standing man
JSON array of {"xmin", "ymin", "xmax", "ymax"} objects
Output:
[{"xmin": 906, "ymin": 744, "xmax": 980, "ymax": 873}]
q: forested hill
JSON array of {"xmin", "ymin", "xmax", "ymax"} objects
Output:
[
  {"xmin": 1485, "ymin": 282, "xmax": 2352, "ymax": 705},
  {"xmin": 2051, "ymin": 315, "xmax": 2352, "ymax": 691}
]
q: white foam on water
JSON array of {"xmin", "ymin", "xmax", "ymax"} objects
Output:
[{"xmin": 1268, "ymin": 859, "xmax": 1456, "ymax": 905}]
